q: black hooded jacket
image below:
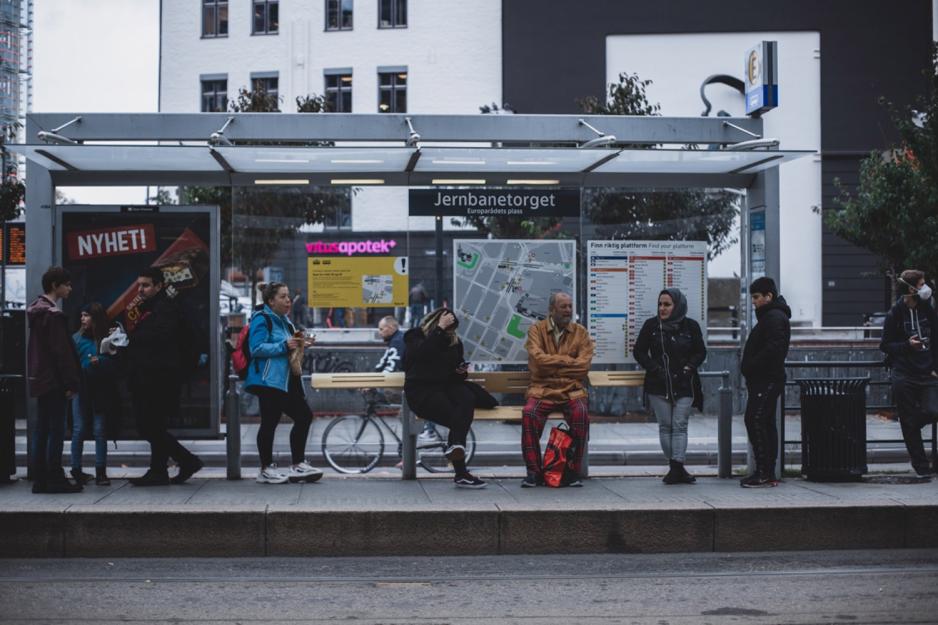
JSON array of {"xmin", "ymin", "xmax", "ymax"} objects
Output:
[
  {"xmin": 126, "ymin": 290, "xmax": 184, "ymax": 378},
  {"xmin": 741, "ymin": 295, "xmax": 792, "ymax": 385},
  {"xmin": 633, "ymin": 316, "xmax": 706, "ymax": 409},
  {"xmin": 880, "ymin": 297, "xmax": 938, "ymax": 377}
]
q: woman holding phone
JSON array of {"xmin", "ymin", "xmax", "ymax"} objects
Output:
[
  {"xmin": 403, "ymin": 308, "xmax": 494, "ymax": 488},
  {"xmin": 633, "ymin": 288, "xmax": 706, "ymax": 485},
  {"xmin": 245, "ymin": 282, "xmax": 324, "ymax": 485}
]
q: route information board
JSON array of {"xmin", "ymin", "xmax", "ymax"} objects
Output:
[
  {"xmin": 308, "ymin": 256, "xmax": 408, "ymax": 307},
  {"xmin": 588, "ymin": 240, "xmax": 707, "ymax": 364},
  {"xmin": 453, "ymin": 239, "xmax": 576, "ymax": 363}
]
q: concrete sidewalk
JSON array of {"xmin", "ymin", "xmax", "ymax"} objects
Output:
[
  {"xmin": 2, "ymin": 472, "xmax": 936, "ymax": 558},
  {"xmin": 15, "ymin": 413, "xmax": 927, "ymax": 469}
]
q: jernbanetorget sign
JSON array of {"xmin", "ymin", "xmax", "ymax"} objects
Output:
[{"xmin": 408, "ymin": 188, "xmax": 580, "ymax": 217}]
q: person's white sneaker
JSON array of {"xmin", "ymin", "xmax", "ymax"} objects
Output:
[
  {"xmin": 288, "ymin": 460, "xmax": 324, "ymax": 483},
  {"xmin": 417, "ymin": 428, "xmax": 439, "ymax": 442},
  {"xmin": 256, "ymin": 464, "xmax": 289, "ymax": 484}
]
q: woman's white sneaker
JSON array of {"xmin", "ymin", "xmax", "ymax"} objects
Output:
[
  {"xmin": 257, "ymin": 465, "xmax": 289, "ymax": 484},
  {"xmin": 288, "ymin": 460, "xmax": 324, "ymax": 483}
]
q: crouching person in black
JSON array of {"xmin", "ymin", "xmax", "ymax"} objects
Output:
[
  {"xmin": 403, "ymin": 308, "xmax": 495, "ymax": 488},
  {"xmin": 880, "ymin": 269, "xmax": 938, "ymax": 477}
]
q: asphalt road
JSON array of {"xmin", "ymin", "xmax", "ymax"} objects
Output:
[{"xmin": 1, "ymin": 550, "xmax": 937, "ymax": 624}]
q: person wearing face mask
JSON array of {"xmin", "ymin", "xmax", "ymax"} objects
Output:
[
  {"xmin": 880, "ymin": 269, "xmax": 938, "ymax": 477},
  {"xmin": 633, "ymin": 288, "xmax": 707, "ymax": 485},
  {"xmin": 403, "ymin": 308, "xmax": 492, "ymax": 488}
]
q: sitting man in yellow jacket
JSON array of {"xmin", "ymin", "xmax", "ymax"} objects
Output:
[{"xmin": 521, "ymin": 291, "xmax": 594, "ymax": 488}]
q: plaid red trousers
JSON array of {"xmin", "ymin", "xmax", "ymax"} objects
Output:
[{"xmin": 521, "ymin": 397, "xmax": 589, "ymax": 477}]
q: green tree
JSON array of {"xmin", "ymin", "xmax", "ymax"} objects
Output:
[
  {"xmin": 178, "ymin": 87, "xmax": 349, "ymax": 302},
  {"xmin": 826, "ymin": 45, "xmax": 938, "ymax": 284},
  {"xmin": 578, "ymin": 73, "xmax": 739, "ymax": 261}
]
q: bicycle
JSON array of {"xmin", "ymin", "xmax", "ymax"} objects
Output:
[{"xmin": 321, "ymin": 389, "xmax": 476, "ymax": 474}]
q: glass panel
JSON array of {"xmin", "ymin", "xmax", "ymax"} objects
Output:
[
  {"xmin": 218, "ymin": 4, "xmax": 228, "ymax": 35},
  {"xmin": 340, "ymin": 89, "xmax": 351, "ymax": 113},
  {"xmin": 394, "ymin": 87, "xmax": 406, "ymax": 113},
  {"xmin": 253, "ymin": 2, "xmax": 265, "ymax": 33},
  {"xmin": 378, "ymin": 88, "xmax": 391, "ymax": 112},
  {"xmin": 202, "ymin": 5, "xmax": 215, "ymax": 36},
  {"xmin": 341, "ymin": 0, "xmax": 353, "ymax": 28},
  {"xmin": 327, "ymin": 0, "xmax": 338, "ymax": 29},
  {"xmin": 396, "ymin": 0, "xmax": 406, "ymax": 26},
  {"xmin": 379, "ymin": 0, "xmax": 391, "ymax": 27},
  {"xmin": 268, "ymin": 2, "xmax": 279, "ymax": 32},
  {"xmin": 379, "ymin": 73, "xmax": 391, "ymax": 87}
]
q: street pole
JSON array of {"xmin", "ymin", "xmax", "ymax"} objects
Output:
[{"xmin": 435, "ymin": 215, "xmax": 444, "ymax": 307}]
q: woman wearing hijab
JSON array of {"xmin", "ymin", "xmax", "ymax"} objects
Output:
[
  {"xmin": 633, "ymin": 288, "xmax": 707, "ymax": 484},
  {"xmin": 403, "ymin": 307, "xmax": 493, "ymax": 488}
]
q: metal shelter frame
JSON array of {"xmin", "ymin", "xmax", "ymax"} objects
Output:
[{"xmin": 17, "ymin": 111, "xmax": 802, "ymax": 476}]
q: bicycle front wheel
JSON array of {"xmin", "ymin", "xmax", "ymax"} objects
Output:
[
  {"xmin": 418, "ymin": 425, "xmax": 477, "ymax": 473},
  {"xmin": 321, "ymin": 415, "xmax": 385, "ymax": 474}
]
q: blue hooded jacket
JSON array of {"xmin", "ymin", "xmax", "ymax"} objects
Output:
[{"xmin": 244, "ymin": 304, "xmax": 297, "ymax": 393}]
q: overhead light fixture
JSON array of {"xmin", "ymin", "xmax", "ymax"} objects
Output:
[
  {"xmin": 577, "ymin": 118, "xmax": 616, "ymax": 149},
  {"xmin": 330, "ymin": 178, "xmax": 385, "ymax": 185},
  {"xmin": 506, "ymin": 161, "xmax": 557, "ymax": 166},
  {"xmin": 255, "ymin": 179, "xmax": 310, "ymax": 185},
  {"xmin": 723, "ymin": 138, "xmax": 780, "ymax": 151},
  {"xmin": 330, "ymin": 159, "xmax": 385, "ymax": 164},
  {"xmin": 431, "ymin": 159, "xmax": 486, "ymax": 165},
  {"xmin": 256, "ymin": 158, "xmax": 311, "ymax": 164},
  {"xmin": 37, "ymin": 115, "xmax": 82, "ymax": 145},
  {"xmin": 404, "ymin": 117, "xmax": 421, "ymax": 148},
  {"xmin": 506, "ymin": 179, "xmax": 560, "ymax": 185},
  {"xmin": 209, "ymin": 116, "xmax": 236, "ymax": 147},
  {"xmin": 431, "ymin": 179, "xmax": 486, "ymax": 185}
]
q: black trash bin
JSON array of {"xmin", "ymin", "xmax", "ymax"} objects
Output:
[{"xmin": 798, "ymin": 377, "xmax": 869, "ymax": 482}]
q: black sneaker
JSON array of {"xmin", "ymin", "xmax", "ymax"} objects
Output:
[
  {"xmin": 130, "ymin": 471, "xmax": 171, "ymax": 487},
  {"xmin": 44, "ymin": 480, "xmax": 83, "ymax": 494},
  {"xmin": 739, "ymin": 474, "xmax": 779, "ymax": 488},
  {"xmin": 521, "ymin": 473, "xmax": 541, "ymax": 488},
  {"xmin": 171, "ymin": 457, "xmax": 204, "ymax": 484},
  {"xmin": 454, "ymin": 473, "xmax": 486, "ymax": 489},
  {"xmin": 70, "ymin": 469, "xmax": 94, "ymax": 485},
  {"xmin": 562, "ymin": 478, "xmax": 583, "ymax": 488},
  {"xmin": 913, "ymin": 465, "xmax": 935, "ymax": 478}
]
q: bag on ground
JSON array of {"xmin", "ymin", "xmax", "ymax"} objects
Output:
[{"xmin": 542, "ymin": 421, "xmax": 577, "ymax": 488}]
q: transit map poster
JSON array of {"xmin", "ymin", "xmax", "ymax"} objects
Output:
[
  {"xmin": 453, "ymin": 239, "xmax": 576, "ymax": 364},
  {"xmin": 588, "ymin": 240, "xmax": 707, "ymax": 365},
  {"xmin": 58, "ymin": 206, "xmax": 218, "ymax": 436}
]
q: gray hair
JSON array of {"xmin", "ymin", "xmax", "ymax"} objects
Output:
[
  {"xmin": 378, "ymin": 315, "xmax": 399, "ymax": 330},
  {"xmin": 549, "ymin": 291, "xmax": 572, "ymax": 308}
]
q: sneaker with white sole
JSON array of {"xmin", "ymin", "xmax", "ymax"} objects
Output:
[
  {"xmin": 257, "ymin": 465, "xmax": 289, "ymax": 484},
  {"xmin": 444, "ymin": 445, "xmax": 466, "ymax": 463},
  {"xmin": 417, "ymin": 429, "xmax": 440, "ymax": 442},
  {"xmin": 454, "ymin": 473, "xmax": 486, "ymax": 489},
  {"xmin": 288, "ymin": 460, "xmax": 324, "ymax": 483}
]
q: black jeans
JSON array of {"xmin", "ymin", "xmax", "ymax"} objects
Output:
[
  {"xmin": 891, "ymin": 371, "xmax": 938, "ymax": 470},
  {"xmin": 131, "ymin": 372, "xmax": 197, "ymax": 476},
  {"xmin": 32, "ymin": 390, "xmax": 68, "ymax": 485},
  {"xmin": 408, "ymin": 382, "xmax": 475, "ymax": 473},
  {"xmin": 254, "ymin": 375, "xmax": 313, "ymax": 467},
  {"xmin": 744, "ymin": 380, "xmax": 782, "ymax": 478}
]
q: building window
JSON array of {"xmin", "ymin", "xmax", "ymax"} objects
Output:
[
  {"xmin": 324, "ymin": 71, "xmax": 352, "ymax": 112},
  {"xmin": 253, "ymin": 0, "xmax": 279, "ymax": 34},
  {"xmin": 252, "ymin": 75, "xmax": 279, "ymax": 101},
  {"xmin": 326, "ymin": 0, "xmax": 353, "ymax": 31},
  {"xmin": 378, "ymin": 0, "xmax": 406, "ymax": 28},
  {"xmin": 378, "ymin": 70, "xmax": 406, "ymax": 113},
  {"xmin": 323, "ymin": 201, "xmax": 352, "ymax": 231},
  {"xmin": 202, "ymin": 0, "xmax": 228, "ymax": 37},
  {"xmin": 201, "ymin": 78, "xmax": 228, "ymax": 112}
]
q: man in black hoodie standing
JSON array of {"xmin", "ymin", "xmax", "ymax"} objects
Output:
[
  {"xmin": 26, "ymin": 267, "xmax": 83, "ymax": 493},
  {"xmin": 740, "ymin": 277, "xmax": 792, "ymax": 488},
  {"xmin": 880, "ymin": 269, "xmax": 938, "ymax": 477},
  {"xmin": 126, "ymin": 267, "xmax": 203, "ymax": 486}
]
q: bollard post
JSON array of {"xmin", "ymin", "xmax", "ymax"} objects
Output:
[
  {"xmin": 225, "ymin": 374, "xmax": 241, "ymax": 480},
  {"xmin": 718, "ymin": 371, "xmax": 733, "ymax": 478},
  {"xmin": 400, "ymin": 392, "xmax": 417, "ymax": 480}
]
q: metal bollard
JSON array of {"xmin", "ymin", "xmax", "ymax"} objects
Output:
[
  {"xmin": 718, "ymin": 372, "xmax": 733, "ymax": 478},
  {"xmin": 400, "ymin": 392, "xmax": 417, "ymax": 480},
  {"xmin": 225, "ymin": 374, "xmax": 241, "ymax": 480}
]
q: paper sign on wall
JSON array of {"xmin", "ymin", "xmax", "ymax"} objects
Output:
[{"xmin": 308, "ymin": 256, "xmax": 408, "ymax": 307}]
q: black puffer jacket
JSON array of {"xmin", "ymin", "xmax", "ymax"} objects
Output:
[
  {"xmin": 880, "ymin": 297, "xmax": 938, "ymax": 377},
  {"xmin": 741, "ymin": 295, "xmax": 792, "ymax": 385},
  {"xmin": 403, "ymin": 327, "xmax": 497, "ymax": 412},
  {"xmin": 126, "ymin": 291, "xmax": 184, "ymax": 378},
  {"xmin": 633, "ymin": 316, "xmax": 706, "ymax": 409}
]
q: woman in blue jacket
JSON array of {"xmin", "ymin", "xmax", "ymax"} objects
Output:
[
  {"xmin": 245, "ymin": 282, "xmax": 323, "ymax": 485},
  {"xmin": 71, "ymin": 303, "xmax": 119, "ymax": 486}
]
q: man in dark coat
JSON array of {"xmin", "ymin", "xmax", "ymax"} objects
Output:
[
  {"xmin": 126, "ymin": 267, "xmax": 203, "ymax": 486},
  {"xmin": 880, "ymin": 269, "xmax": 938, "ymax": 477},
  {"xmin": 740, "ymin": 276, "xmax": 792, "ymax": 488},
  {"xmin": 26, "ymin": 267, "xmax": 83, "ymax": 493}
]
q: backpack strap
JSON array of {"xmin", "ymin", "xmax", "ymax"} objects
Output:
[{"xmin": 250, "ymin": 311, "xmax": 275, "ymax": 374}]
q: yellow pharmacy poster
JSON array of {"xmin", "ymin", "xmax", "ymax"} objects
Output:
[{"xmin": 308, "ymin": 256, "xmax": 409, "ymax": 307}]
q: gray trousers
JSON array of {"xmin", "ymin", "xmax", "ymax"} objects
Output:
[{"xmin": 647, "ymin": 394, "xmax": 693, "ymax": 463}]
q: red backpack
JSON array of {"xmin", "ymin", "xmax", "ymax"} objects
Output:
[
  {"xmin": 542, "ymin": 422, "xmax": 577, "ymax": 488},
  {"xmin": 232, "ymin": 312, "xmax": 272, "ymax": 380}
]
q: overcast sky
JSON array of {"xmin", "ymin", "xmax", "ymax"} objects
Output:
[{"xmin": 34, "ymin": 0, "xmax": 159, "ymax": 203}]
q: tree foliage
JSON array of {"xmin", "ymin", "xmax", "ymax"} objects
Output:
[
  {"xmin": 826, "ymin": 44, "xmax": 938, "ymax": 281},
  {"xmin": 0, "ymin": 122, "xmax": 23, "ymax": 223}
]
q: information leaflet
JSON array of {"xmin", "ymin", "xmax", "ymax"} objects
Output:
[{"xmin": 588, "ymin": 240, "xmax": 707, "ymax": 364}]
